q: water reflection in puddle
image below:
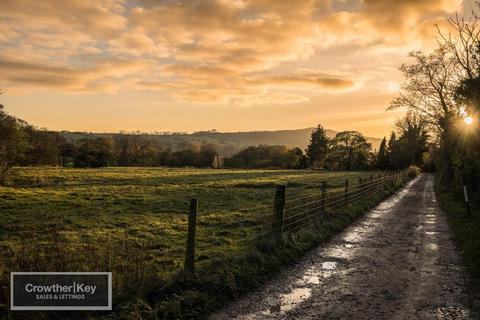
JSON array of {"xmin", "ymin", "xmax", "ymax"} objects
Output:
[
  {"xmin": 263, "ymin": 261, "xmax": 340, "ymax": 317},
  {"xmin": 278, "ymin": 287, "xmax": 312, "ymax": 312},
  {"xmin": 322, "ymin": 261, "xmax": 337, "ymax": 270},
  {"xmin": 252, "ymin": 287, "xmax": 313, "ymax": 318},
  {"xmin": 296, "ymin": 267, "xmax": 320, "ymax": 285}
]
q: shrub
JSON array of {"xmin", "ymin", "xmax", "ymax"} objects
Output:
[{"xmin": 407, "ymin": 165, "xmax": 421, "ymax": 178}]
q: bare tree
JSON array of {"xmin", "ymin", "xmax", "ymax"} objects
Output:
[
  {"xmin": 437, "ymin": 5, "xmax": 480, "ymax": 81},
  {"xmin": 388, "ymin": 49, "xmax": 462, "ymax": 134}
]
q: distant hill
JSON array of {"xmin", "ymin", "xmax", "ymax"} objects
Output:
[{"xmin": 60, "ymin": 128, "xmax": 382, "ymax": 156}]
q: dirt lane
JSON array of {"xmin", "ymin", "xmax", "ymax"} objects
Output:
[{"xmin": 211, "ymin": 174, "xmax": 472, "ymax": 320}]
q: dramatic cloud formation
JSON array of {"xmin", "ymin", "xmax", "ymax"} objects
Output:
[{"xmin": 0, "ymin": 0, "xmax": 469, "ymax": 135}]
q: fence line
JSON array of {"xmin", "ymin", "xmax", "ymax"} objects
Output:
[{"xmin": 183, "ymin": 170, "xmax": 409, "ymax": 274}]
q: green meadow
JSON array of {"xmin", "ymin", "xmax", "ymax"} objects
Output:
[{"xmin": 0, "ymin": 167, "xmax": 380, "ymax": 269}]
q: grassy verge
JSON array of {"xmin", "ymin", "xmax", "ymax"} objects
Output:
[{"xmin": 435, "ymin": 181, "xmax": 480, "ymax": 316}]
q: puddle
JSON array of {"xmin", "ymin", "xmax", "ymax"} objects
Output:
[
  {"xmin": 265, "ymin": 262, "xmax": 339, "ymax": 316},
  {"xmin": 296, "ymin": 267, "xmax": 321, "ymax": 285},
  {"xmin": 279, "ymin": 287, "xmax": 312, "ymax": 312},
  {"xmin": 425, "ymin": 231, "xmax": 438, "ymax": 235},
  {"xmin": 426, "ymin": 243, "xmax": 439, "ymax": 250},
  {"xmin": 255, "ymin": 287, "xmax": 313, "ymax": 317},
  {"xmin": 321, "ymin": 261, "xmax": 337, "ymax": 270}
]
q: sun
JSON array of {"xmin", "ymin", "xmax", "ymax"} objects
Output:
[{"xmin": 464, "ymin": 116, "xmax": 474, "ymax": 125}]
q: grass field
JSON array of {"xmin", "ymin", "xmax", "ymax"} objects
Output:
[
  {"xmin": 0, "ymin": 167, "xmax": 380, "ymax": 239},
  {"xmin": 0, "ymin": 167, "xmax": 389, "ymax": 318}
]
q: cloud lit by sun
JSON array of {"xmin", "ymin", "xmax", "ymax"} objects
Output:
[{"xmin": 0, "ymin": 0, "xmax": 471, "ymax": 136}]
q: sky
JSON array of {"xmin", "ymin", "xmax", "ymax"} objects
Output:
[{"xmin": 0, "ymin": 0, "xmax": 475, "ymax": 137}]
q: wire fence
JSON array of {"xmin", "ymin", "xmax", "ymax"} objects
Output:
[
  {"xmin": 0, "ymin": 170, "xmax": 409, "ymax": 279},
  {"xmin": 188, "ymin": 170, "xmax": 409, "ymax": 273}
]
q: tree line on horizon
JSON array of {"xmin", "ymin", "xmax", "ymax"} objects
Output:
[{"xmin": 0, "ymin": 91, "xmax": 428, "ymax": 185}]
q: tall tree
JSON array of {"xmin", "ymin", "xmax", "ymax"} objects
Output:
[
  {"xmin": 0, "ymin": 93, "xmax": 28, "ymax": 184},
  {"xmin": 325, "ymin": 131, "xmax": 372, "ymax": 170},
  {"xmin": 376, "ymin": 137, "xmax": 388, "ymax": 170},
  {"xmin": 305, "ymin": 125, "xmax": 329, "ymax": 168},
  {"xmin": 386, "ymin": 131, "xmax": 397, "ymax": 168},
  {"xmin": 389, "ymin": 113, "xmax": 429, "ymax": 169},
  {"xmin": 74, "ymin": 138, "xmax": 113, "ymax": 168}
]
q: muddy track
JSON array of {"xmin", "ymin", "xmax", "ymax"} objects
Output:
[{"xmin": 211, "ymin": 174, "xmax": 472, "ymax": 320}]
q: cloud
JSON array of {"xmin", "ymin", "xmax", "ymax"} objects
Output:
[
  {"xmin": 0, "ymin": 56, "xmax": 148, "ymax": 92},
  {"xmin": 0, "ymin": 0, "xmax": 466, "ymax": 104}
]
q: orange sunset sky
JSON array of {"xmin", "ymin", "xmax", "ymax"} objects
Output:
[{"xmin": 0, "ymin": 0, "xmax": 476, "ymax": 137}]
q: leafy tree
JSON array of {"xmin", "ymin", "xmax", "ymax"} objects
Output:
[
  {"xmin": 386, "ymin": 131, "xmax": 397, "ymax": 168},
  {"xmin": 325, "ymin": 131, "xmax": 372, "ymax": 170},
  {"xmin": 74, "ymin": 138, "xmax": 113, "ymax": 168},
  {"xmin": 394, "ymin": 113, "xmax": 429, "ymax": 166},
  {"xmin": 22, "ymin": 127, "xmax": 62, "ymax": 166},
  {"xmin": 59, "ymin": 142, "xmax": 78, "ymax": 167},
  {"xmin": 198, "ymin": 143, "xmax": 218, "ymax": 167},
  {"xmin": 305, "ymin": 125, "xmax": 329, "ymax": 168},
  {"xmin": 113, "ymin": 133, "xmax": 160, "ymax": 167},
  {"xmin": 224, "ymin": 145, "xmax": 306, "ymax": 169},
  {"xmin": 376, "ymin": 137, "xmax": 388, "ymax": 170},
  {"xmin": 0, "ymin": 95, "xmax": 28, "ymax": 184}
]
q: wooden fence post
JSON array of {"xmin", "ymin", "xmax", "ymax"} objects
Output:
[
  {"xmin": 184, "ymin": 198, "xmax": 198, "ymax": 274},
  {"xmin": 321, "ymin": 181, "xmax": 327, "ymax": 213},
  {"xmin": 358, "ymin": 177, "xmax": 362, "ymax": 185},
  {"xmin": 344, "ymin": 179, "xmax": 349, "ymax": 205},
  {"xmin": 272, "ymin": 185, "xmax": 286, "ymax": 245}
]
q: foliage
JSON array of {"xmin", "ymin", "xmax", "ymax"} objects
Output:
[
  {"xmin": 223, "ymin": 145, "xmax": 307, "ymax": 169},
  {"xmin": 389, "ymin": 113, "xmax": 429, "ymax": 169},
  {"xmin": 305, "ymin": 125, "xmax": 329, "ymax": 168},
  {"xmin": 0, "ymin": 105, "xmax": 28, "ymax": 184},
  {"xmin": 325, "ymin": 131, "xmax": 372, "ymax": 170},
  {"xmin": 406, "ymin": 165, "xmax": 421, "ymax": 178},
  {"xmin": 74, "ymin": 137, "xmax": 114, "ymax": 168},
  {"xmin": 22, "ymin": 127, "xmax": 64, "ymax": 166},
  {"xmin": 376, "ymin": 137, "xmax": 388, "ymax": 170}
]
